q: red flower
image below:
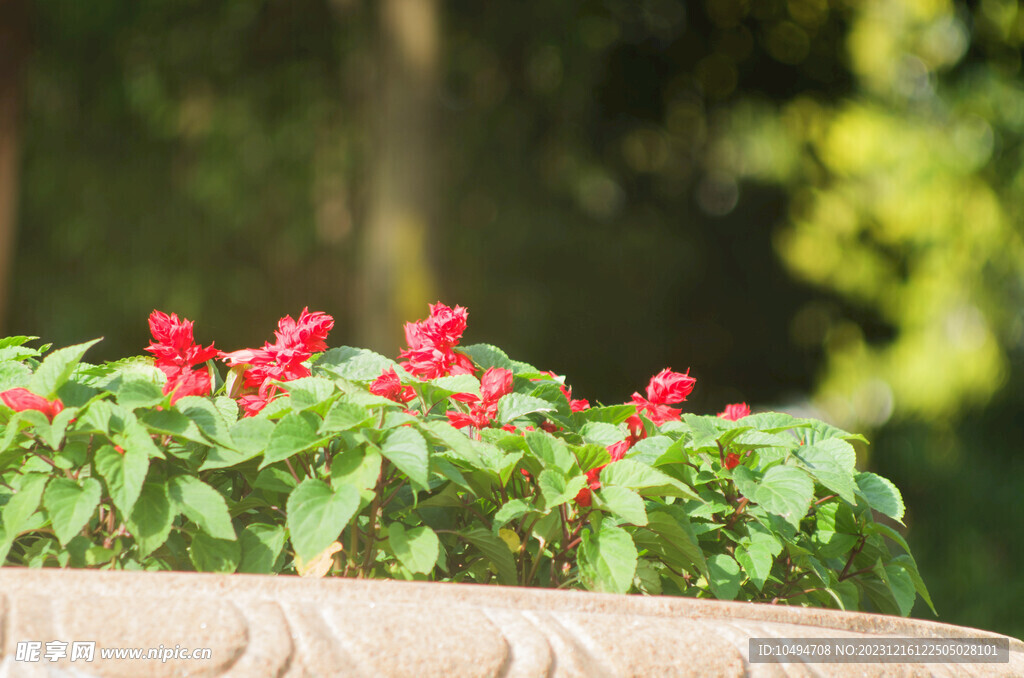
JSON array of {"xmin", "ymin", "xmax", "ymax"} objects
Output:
[
  {"xmin": 221, "ymin": 308, "xmax": 335, "ymax": 415},
  {"xmin": 574, "ymin": 466, "xmax": 605, "ymax": 507},
  {"xmin": 607, "ymin": 439, "xmax": 631, "ymax": 462},
  {"xmin": 723, "ymin": 452, "xmax": 741, "ymax": 470},
  {"xmin": 718, "ymin": 402, "xmax": 751, "ymax": 421},
  {"xmin": 631, "ymin": 367, "xmax": 696, "ymax": 425},
  {"xmin": 0, "ymin": 388, "xmax": 64, "ymax": 421},
  {"xmin": 145, "ymin": 310, "xmax": 218, "ymax": 403},
  {"xmin": 398, "ymin": 303, "xmax": 474, "ymax": 379},
  {"xmin": 480, "ymin": 367, "xmax": 513, "ymax": 402},
  {"xmin": 370, "ymin": 367, "xmax": 416, "ymax": 403},
  {"xmin": 446, "ymin": 367, "xmax": 512, "ymax": 430}
]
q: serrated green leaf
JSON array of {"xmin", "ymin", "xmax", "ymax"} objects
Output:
[
  {"xmin": 0, "ymin": 360, "xmax": 31, "ymax": 391},
  {"xmin": 127, "ymin": 481, "xmax": 174, "ymax": 558},
  {"xmin": 189, "ymin": 532, "xmax": 241, "ymax": 573},
  {"xmin": 889, "ymin": 553, "xmax": 936, "ymax": 616},
  {"xmin": 315, "ymin": 347, "xmax": 400, "ymax": 381},
  {"xmin": 573, "ymin": 443, "xmax": 611, "ymax": 472},
  {"xmin": 283, "ymin": 377, "xmax": 336, "ymax": 409},
  {"xmin": 168, "ymin": 475, "xmax": 235, "ymax": 540},
  {"xmin": 43, "ymin": 477, "xmax": 101, "ymax": 546},
  {"xmin": 460, "ymin": 526, "xmax": 518, "ymax": 585},
  {"xmin": 261, "ymin": 411, "xmax": 325, "ymax": 468},
  {"xmin": 579, "ymin": 523, "xmax": 637, "ymax": 594},
  {"xmin": 639, "ymin": 511, "xmax": 708, "ymax": 579},
  {"xmin": 115, "ymin": 375, "xmax": 166, "ymax": 410},
  {"xmin": 855, "ymin": 472, "xmax": 905, "ymax": 523},
  {"xmin": 238, "ymin": 523, "xmax": 287, "ymax": 574},
  {"xmin": 380, "ymin": 426, "xmax": 429, "ymax": 488},
  {"xmin": 460, "ymin": 343, "xmax": 513, "ymax": 371},
  {"xmin": 138, "ymin": 409, "xmax": 208, "ymax": 444},
  {"xmin": 736, "ymin": 542, "xmax": 773, "ymax": 591},
  {"xmin": 388, "ymin": 523, "xmax": 439, "ymax": 574},
  {"xmin": 731, "ymin": 465, "xmax": 761, "ymax": 500},
  {"xmin": 94, "ymin": 443, "xmax": 150, "ymax": 517},
  {"xmin": 626, "ymin": 436, "xmax": 673, "ymax": 465},
  {"xmin": 600, "ymin": 459, "xmax": 700, "ymax": 501},
  {"xmin": 573, "ymin": 404, "xmax": 636, "ymax": 426},
  {"xmin": 754, "ymin": 465, "xmax": 814, "ymax": 530},
  {"xmin": 496, "ymin": 393, "xmax": 555, "ymax": 425},
  {"xmin": 537, "ymin": 470, "xmax": 587, "ymax": 509},
  {"xmin": 578, "ymin": 422, "xmax": 623, "ymax": 447},
  {"xmin": 286, "ymin": 478, "xmax": 360, "ymax": 563},
  {"xmin": 596, "ymin": 486, "xmax": 648, "ymax": 525},
  {"xmin": 707, "ymin": 553, "xmax": 743, "ymax": 600},
  {"xmin": 29, "ymin": 338, "xmax": 102, "ymax": 398},
  {"xmin": 2, "ymin": 473, "xmax": 49, "ymax": 538},
  {"xmin": 175, "ymin": 396, "xmax": 232, "ymax": 446},
  {"xmin": 493, "ymin": 499, "xmax": 531, "ymax": 530},
  {"xmin": 793, "ymin": 440, "xmax": 858, "ymax": 504},
  {"xmin": 525, "ymin": 431, "xmax": 575, "ymax": 474}
]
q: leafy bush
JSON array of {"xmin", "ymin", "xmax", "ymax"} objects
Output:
[{"xmin": 0, "ymin": 304, "xmax": 932, "ymax": 616}]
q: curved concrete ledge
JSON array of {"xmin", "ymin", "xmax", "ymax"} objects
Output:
[{"xmin": 0, "ymin": 568, "xmax": 1019, "ymax": 676}]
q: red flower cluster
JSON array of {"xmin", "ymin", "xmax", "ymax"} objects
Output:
[
  {"xmin": 369, "ymin": 367, "xmax": 416, "ymax": 403},
  {"xmin": 221, "ymin": 308, "xmax": 334, "ymax": 416},
  {"xmin": 0, "ymin": 388, "xmax": 64, "ymax": 421},
  {"xmin": 718, "ymin": 402, "xmax": 750, "ymax": 421},
  {"xmin": 631, "ymin": 368, "xmax": 696, "ymax": 425},
  {"xmin": 446, "ymin": 367, "xmax": 513, "ymax": 429},
  {"xmin": 398, "ymin": 303, "xmax": 474, "ymax": 379},
  {"xmin": 145, "ymin": 311, "xmax": 219, "ymax": 403}
]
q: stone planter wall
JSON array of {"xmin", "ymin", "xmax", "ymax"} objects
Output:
[{"xmin": 0, "ymin": 569, "xmax": 1019, "ymax": 676}]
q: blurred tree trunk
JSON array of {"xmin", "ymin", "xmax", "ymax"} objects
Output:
[
  {"xmin": 0, "ymin": 0, "xmax": 28, "ymax": 335},
  {"xmin": 356, "ymin": 0, "xmax": 440, "ymax": 353}
]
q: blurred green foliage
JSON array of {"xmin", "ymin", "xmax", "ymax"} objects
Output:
[{"xmin": 7, "ymin": 0, "xmax": 1024, "ymax": 637}]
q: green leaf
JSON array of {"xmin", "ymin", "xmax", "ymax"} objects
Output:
[
  {"xmin": 460, "ymin": 527, "xmax": 518, "ymax": 585},
  {"xmin": 641, "ymin": 510, "xmax": 709, "ymax": 579},
  {"xmin": 793, "ymin": 440, "xmax": 858, "ymax": 504},
  {"xmin": 139, "ymin": 409, "xmax": 208, "ymax": 444},
  {"xmin": 286, "ymin": 479, "xmax": 360, "ymax": 563},
  {"xmin": 573, "ymin": 405, "xmax": 636, "ymax": 426},
  {"xmin": 430, "ymin": 374, "xmax": 481, "ymax": 397},
  {"xmin": 537, "ymin": 470, "xmax": 587, "ymax": 509},
  {"xmin": 738, "ymin": 412, "xmax": 810, "ymax": 432},
  {"xmin": 320, "ymin": 401, "xmax": 373, "ymax": 434},
  {"xmin": 682, "ymin": 413, "xmax": 728, "ymax": 449},
  {"xmin": 707, "ymin": 553, "xmax": 743, "ymax": 600},
  {"xmin": 94, "ymin": 443, "xmax": 150, "ymax": 517},
  {"xmin": 889, "ymin": 553, "xmax": 937, "ymax": 616},
  {"xmin": 736, "ymin": 542, "xmax": 774, "ymax": 591},
  {"xmin": 228, "ymin": 417, "xmax": 276, "ymax": 456},
  {"xmin": 626, "ymin": 436, "xmax": 673, "ymax": 465},
  {"xmin": 2, "ymin": 473, "xmax": 49, "ymax": 537},
  {"xmin": 284, "ymin": 377, "xmax": 336, "ymax": 409},
  {"xmin": 331, "ymin": 448, "xmax": 383, "ymax": 491},
  {"xmin": 238, "ymin": 523, "xmax": 287, "ymax": 574},
  {"xmin": 496, "ymin": 393, "xmax": 555, "ymax": 425},
  {"xmin": 876, "ymin": 560, "xmax": 917, "ymax": 617},
  {"xmin": 189, "ymin": 532, "xmax": 241, "ymax": 573},
  {"xmin": 315, "ymin": 347, "xmax": 399, "ymax": 381},
  {"xmin": 127, "ymin": 481, "xmax": 174, "ymax": 558},
  {"xmin": 579, "ymin": 523, "xmax": 637, "ymax": 594},
  {"xmin": 0, "ymin": 360, "xmax": 31, "ymax": 391},
  {"xmin": 380, "ymin": 426, "xmax": 430, "ymax": 488},
  {"xmin": 525, "ymin": 431, "xmax": 575, "ymax": 474},
  {"xmin": 115, "ymin": 375, "xmax": 166, "ymax": 410},
  {"xmin": 460, "ymin": 343, "xmax": 513, "ymax": 371},
  {"xmin": 578, "ymin": 422, "xmax": 623, "ymax": 447},
  {"xmin": 175, "ymin": 396, "xmax": 232, "ymax": 446},
  {"xmin": 43, "ymin": 477, "xmax": 101, "ymax": 546},
  {"xmin": 167, "ymin": 475, "xmax": 236, "ymax": 540},
  {"xmin": 754, "ymin": 465, "xmax": 814, "ymax": 530},
  {"xmin": 731, "ymin": 465, "xmax": 761, "ymax": 500},
  {"xmin": 29, "ymin": 338, "xmax": 102, "ymax": 398},
  {"xmin": 261, "ymin": 411, "xmax": 325, "ymax": 468},
  {"xmin": 388, "ymin": 523, "xmax": 440, "ymax": 574},
  {"xmin": 600, "ymin": 459, "xmax": 700, "ymax": 501},
  {"xmin": 493, "ymin": 499, "xmax": 531, "ymax": 530},
  {"xmin": 573, "ymin": 443, "xmax": 611, "ymax": 472},
  {"xmin": 855, "ymin": 472, "xmax": 905, "ymax": 523},
  {"xmin": 596, "ymin": 486, "xmax": 648, "ymax": 526}
]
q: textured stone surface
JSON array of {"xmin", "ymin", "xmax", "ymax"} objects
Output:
[{"xmin": 0, "ymin": 569, "xmax": 1018, "ymax": 677}]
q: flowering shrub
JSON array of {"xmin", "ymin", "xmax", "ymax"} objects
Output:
[{"xmin": 0, "ymin": 305, "xmax": 933, "ymax": 617}]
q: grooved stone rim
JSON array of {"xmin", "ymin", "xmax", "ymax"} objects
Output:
[{"xmin": 0, "ymin": 569, "xmax": 1018, "ymax": 677}]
